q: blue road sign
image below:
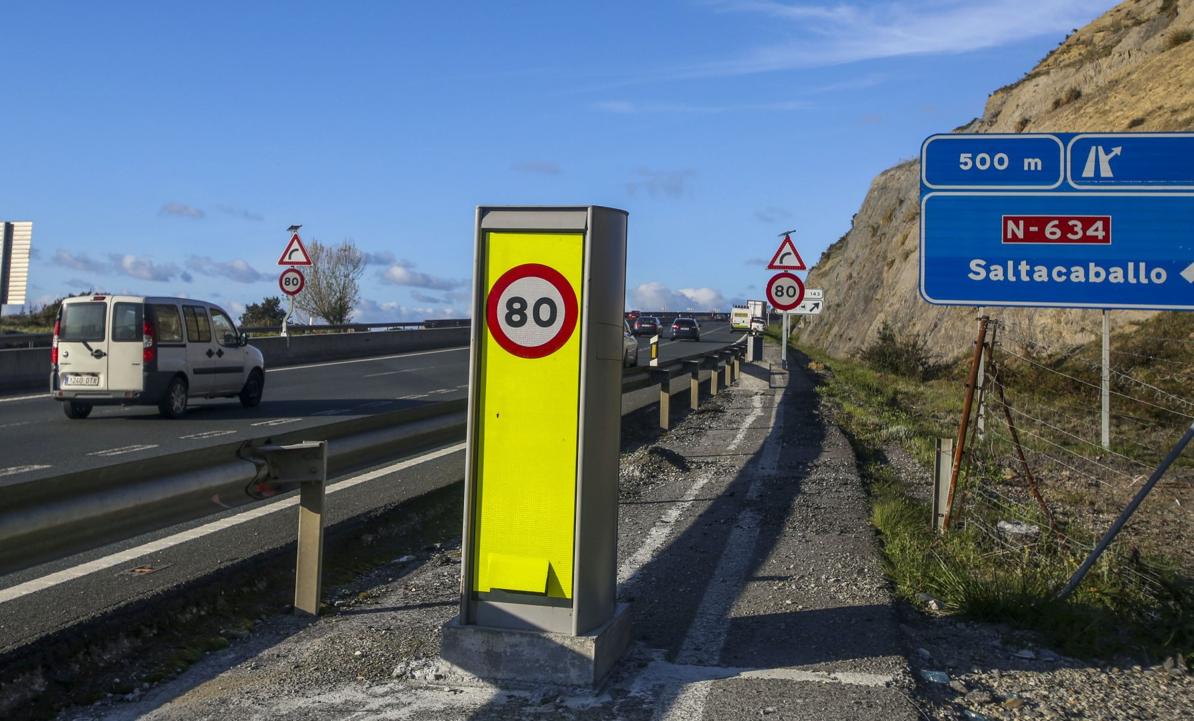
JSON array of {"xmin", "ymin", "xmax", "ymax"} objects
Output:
[{"xmin": 920, "ymin": 133, "xmax": 1194, "ymax": 311}]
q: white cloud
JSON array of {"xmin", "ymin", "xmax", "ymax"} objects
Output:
[
  {"xmin": 160, "ymin": 202, "xmax": 205, "ymax": 219},
  {"xmin": 352, "ymin": 298, "xmax": 465, "ymax": 323},
  {"xmin": 52, "ymin": 249, "xmax": 107, "ymax": 273},
  {"xmin": 683, "ymin": 1, "xmax": 1113, "ymax": 75},
  {"xmin": 109, "ymin": 254, "xmax": 181, "ymax": 282},
  {"xmin": 626, "ymin": 168, "xmax": 696, "ymax": 198},
  {"xmin": 187, "ymin": 255, "xmax": 265, "ymax": 283},
  {"xmin": 362, "ymin": 250, "xmax": 396, "ymax": 266},
  {"xmin": 631, "ymin": 282, "xmax": 726, "ymax": 311},
  {"xmin": 378, "ymin": 261, "xmax": 463, "ymax": 290}
]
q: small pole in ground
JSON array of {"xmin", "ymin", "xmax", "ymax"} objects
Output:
[
  {"xmin": 933, "ymin": 437, "xmax": 954, "ymax": 533},
  {"xmin": 1101, "ymin": 309, "xmax": 1111, "ymax": 450},
  {"xmin": 649, "ymin": 333, "xmax": 660, "ymax": 367},
  {"xmin": 943, "ymin": 315, "xmax": 989, "ymax": 530},
  {"xmin": 782, "ymin": 311, "xmax": 789, "ymax": 369}
]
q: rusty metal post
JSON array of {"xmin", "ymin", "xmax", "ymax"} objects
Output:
[
  {"xmin": 942, "ymin": 316, "xmax": 988, "ymax": 530},
  {"xmin": 933, "ymin": 437, "xmax": 954, "ymax": 533}
]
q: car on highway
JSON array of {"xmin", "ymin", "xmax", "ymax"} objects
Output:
[
  {"xmin": 51, "ymin": 294, "xmax": 265, "ymax": 419},
  {"xmin": 632, "ymin": 315, "xmax": 660, "ymax": 336},
  {"xmin": 622, "ymin": 320, "xmax": 639, "ymax": 367},
  {"xmin": 670, "ymin": 317, "xmax": 701, "ymax": 341}
]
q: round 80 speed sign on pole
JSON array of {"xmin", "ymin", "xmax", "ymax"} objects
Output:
[
  {"xmin": 278, "ymin": 268, "xmax": 305, "ymax": 296},
  {"xmin": 766, "ymin": 271, "xmax": 805, "ymax": 311},
  {"xmin": 486, "ymin": 262, "xmax": 579, "ymax": 359}
]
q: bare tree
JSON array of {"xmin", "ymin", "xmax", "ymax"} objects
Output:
[{"xmin": 294, "ymin": 239, "xmax": 365, "ymax": 325}]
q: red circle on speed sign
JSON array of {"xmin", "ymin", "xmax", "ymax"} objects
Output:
[
  {"xmin": 279, "ymin": 268, "xmax": 305, "ymax": 296},
  {"xmin": 766, "ymin": 272, "xmax": 805, "ymax": 311},
  {"xmin": 486, "ymin": 263, "xmax": 579, "ymax": 359}
]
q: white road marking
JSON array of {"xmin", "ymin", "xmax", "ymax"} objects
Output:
[
  {"xmin": 87, "ymin": 444, "xmax": 159, "ymax": 457},
  {"xmin": 266, "ymin": 346, "xmax": 467, "ymax": 373},
  {"xmin": 178, "ymin": 430, "xmax": 237, "ymax": 440},
  {"xmin": 362, "ymin": 368, "xmax": 419, "ymax": 378},
  {"xmin": 0, "ymin": 421, "xmax": 31, "ymax": 430},
  {"xmin": 311, "ymin": 408, "xmax": 352, "ymax": 416},
  {"xmin": 639, "ymin": 659, "xmax": 893, "ymax": 689},
  {"xmin": 0, "ymin": 443, "xmax": 467, "ymax": 605},
  {"xmin": 0, "ymin": 392, "xmax": 48, "ymax": 404},
  {"xmin": 0, "ymin": 464, "xmax": 52, "ymax": 478},
  {"xmin": 661, "ymin": 393, "xmax": 783, "ymax": 721},
  {"xmin": 617, "ymin": 389, "xmax": 766, "ymax": 587},
  {"xmin": 250, "ymin": 418, "xmax": 301, "ymax": 427}
]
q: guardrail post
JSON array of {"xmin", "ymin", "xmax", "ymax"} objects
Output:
[
  {"xmin": 932, "ymin": 437, "xmax": 954, "ymax": 533},
  {"xmin": 732, "ymin": 349, "xmax": 742, "ymax": 383},
  {"xmin": 649, "ymin": 368, "xmax": 671, "ymax": 430},
  {"xmin": 722, "ymin": 351, "xmax": 733, "ymax": 387},
  {"xmin": 708, "ymin": 356, "xmax": 720, "ymax": 396},
  {"xmin": 254, "ymin": 441, "xmax": 328, "ymax": 616},
  {"xmin": 685, "ymin": 359, "xmax": 702, "ymax": 410}
]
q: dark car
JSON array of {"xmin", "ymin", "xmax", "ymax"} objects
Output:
[
  {"xmin": 671, "ymin": 317, "xmax": 701, "ymax": 341},
  {"xmin": 632, "ymin": 316, "xmax": 660, "ymax": 336}
]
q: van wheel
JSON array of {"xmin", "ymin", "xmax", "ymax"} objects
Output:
[
  {"xmin": 239, "ymin": 369, "xmax": 264, "ymax": 408},
  {"xmin": 63, "ymin": 401, "xmax": 93, "ymax": 419},
  {"xmin": 159, "ymin": 377, "xmax": 188, "ymax": 418}
]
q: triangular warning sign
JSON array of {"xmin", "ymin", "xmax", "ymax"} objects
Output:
[
  {"xmin": 767, "ymin": 234, "xmax": 806, "ymax": 270},
  {"xmin": 277, "ymin": 234, "xmax": 312, "ymax": 266}
]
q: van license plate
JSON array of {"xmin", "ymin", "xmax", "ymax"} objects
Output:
[{"xmin": 65, "ymin": 374, "xmax": 100, "ymax": 386}]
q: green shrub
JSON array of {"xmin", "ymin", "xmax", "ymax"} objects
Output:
[{"xmin": 860, "ymin": 321, "xmax": 937, "ymax": 379}]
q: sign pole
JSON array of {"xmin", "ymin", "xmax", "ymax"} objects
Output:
[
  {"xmin": 1101, "ymin": 310, "xmax": 1111, "ymax": 450},
  {"xmin": 782, "ymin": 311, "xmax": 789, "ymax": 368}
]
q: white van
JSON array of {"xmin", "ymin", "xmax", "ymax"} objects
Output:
[{"xmin": 50, "ymin": 295, "xmax": 266, "ymax": 419}]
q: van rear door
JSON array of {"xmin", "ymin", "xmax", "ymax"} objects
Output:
[
  {"xmin": 57, "ymin": 301, "xmax": 110, "ymax": 391},
  {"xmin": 106, "ymin": 301, "xmax": 144, "ymax": 392}
]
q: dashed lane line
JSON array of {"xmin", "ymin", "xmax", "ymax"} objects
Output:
[
  {"xmin": 0, "ymin": 392, "xmax": 48, "ymax": 404},
  {"xmin": 250, "ymin": 418, "xmax": 302, "ymax": 427},
  {"xmin": 0, "ymin": 465, "xmax": 52, "ymax": 478},
  {"xmin": 0, "ymin": 442, "xmax": 467, "ymax": 605},
  {"xmin": 87, "ymin": 444, "xmax": 159, "ymax": 457},
  {"xmin": 178, "ymin": 430, "xmax": 237, "ymax": 440}
]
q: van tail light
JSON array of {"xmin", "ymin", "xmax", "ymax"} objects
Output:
[
  {"xmin": 51, "ymin": 320, "xmax": 60, "ymax": 366},
  {"xmin": 142, "ymin": 318, "xmax": 156, "ymax": 364}
]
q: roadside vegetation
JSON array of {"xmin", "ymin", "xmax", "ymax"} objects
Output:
[{"xmin": 785, "ymin": 317, "xmax": 1194, "ymax": 662}]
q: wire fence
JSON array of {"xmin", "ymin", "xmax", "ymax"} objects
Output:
[{"xmin": 953, "ymin": 316, "xmax": 1193, "ymax": 605}]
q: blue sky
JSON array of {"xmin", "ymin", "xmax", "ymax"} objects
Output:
[{"xmin": 1, "ymin": 1, "xmax": 1117, "ymax": 322}]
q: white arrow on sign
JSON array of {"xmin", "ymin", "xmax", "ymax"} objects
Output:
[
  {"xmin": 1182, "ymin": 262, "xmax": 1194, "ymax": 284},
  {"xmin": 791, "ymin": 298, "xmax": 823, "ymax": 315}
]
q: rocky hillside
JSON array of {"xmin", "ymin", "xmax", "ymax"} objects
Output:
[{"xmin": 799, "ymin": 0, "xmax": 1194, "ymax": 359}]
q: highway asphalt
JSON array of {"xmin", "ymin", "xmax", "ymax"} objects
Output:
[
  {"xmin": 0, "ymin": 322, "xmax": 736, "ymax": 485},
  {"xmin": 0, "ymin": 322, "xmax": 739, "ymax": 658}
]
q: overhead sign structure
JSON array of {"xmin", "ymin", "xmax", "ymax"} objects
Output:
[
  {"xmin": 920, "ymin": 132, "xmax": 1194, "ymax": 310},
  {"xmin": 458, "ymin": 206, "xmax": 629, "ymax": 640},
  {"xmin": 1, "ymin": 221, "xmax": 33, "ymax": 306},
  {"xmin": 278, "ymin": 233, "xmax": 313, "ymax": 266},
  {"xmin": 767, "ymin": 234, "xmax": 807, "ymax": 270},
  {"xmin": 278, "ymin": 268, "xmax": 305, "ymax": 296},
  {"xmin": 791, "ymin": 288, "xmax": 824, "ymax": 315},
  {"xmin": 767, "ymin": 271, "xmax": 805, "ymax": 311}
]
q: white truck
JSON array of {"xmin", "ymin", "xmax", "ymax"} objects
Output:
[{"xmin": 731, "ymin": 300, "xmax": 766, "ymax": 331}]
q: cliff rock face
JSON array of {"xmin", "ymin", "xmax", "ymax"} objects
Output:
[{"xmin": 800, "ymin": 0, "xmax": 1194, "ymax": 358}]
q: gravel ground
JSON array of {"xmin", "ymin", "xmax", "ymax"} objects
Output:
[{"xmin": 53, "ymin": 341, "xmax": 917, "ymax": 720}]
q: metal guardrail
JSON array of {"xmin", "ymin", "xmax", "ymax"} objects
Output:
[
  {"xmin": 0, "ymin": 335, "xmax": 748, "ymax": 575},
  {"xmin": 240, "ymin": 319, "xmax": 470, "ymax": 335}
]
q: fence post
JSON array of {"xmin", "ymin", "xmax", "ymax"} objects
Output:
[
  {"xmin": 943, "ymin": 316, "xmax": 989, "ymax": 530},
  {"xmin": 650, "ymin": 369, "xmax": 671, "ymax": 430},
  {"xmin": 685, "ymin": 359, "xmax": 701, "ymax": 410},
  {"xmin": 933, "ymin": 437, "xmax": 954, "ymax": 533},
  {"xmin": 1101, "ymin": 310, "xmax": 1110, "ymax": 450}
]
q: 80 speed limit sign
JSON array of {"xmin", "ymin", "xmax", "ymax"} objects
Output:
[
  {"xmin": 486, "ymin": 263, "xmax": 579, "ymax": 359},
  {"xmin": 766, "ymin": 271, "xmax": 805, "ymax": 311},
  {"xmin": 278, "ymin": 268, "xmax": 305, "ymax": 297}
]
